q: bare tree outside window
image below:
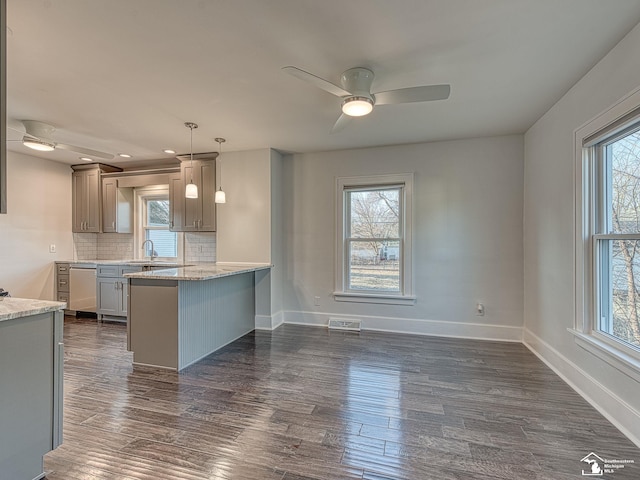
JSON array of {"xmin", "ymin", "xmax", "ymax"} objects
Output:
[
  {"xmin": 346, "ymin": 187, "xmax": 402, "ymax": 291},
  {"xmin": 607, "ymin": 131, "xmax": 640, "ymax": 347}
]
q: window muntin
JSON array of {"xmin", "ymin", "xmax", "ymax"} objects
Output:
[
  {"xmin": 345, "ymin": 186, "xmax": 402, "ymax": 293},
  {"xmin": 594, "ymin": 125, "xmax": 640, "ymax": 351}
]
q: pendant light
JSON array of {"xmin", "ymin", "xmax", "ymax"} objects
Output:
[
  {"xmin": 184, "ymin": 122, "xmax": 198, "ymax": 199},
  {"xmin": 214, "ymin": 137, "xmax": 226, "ymax": 204}
]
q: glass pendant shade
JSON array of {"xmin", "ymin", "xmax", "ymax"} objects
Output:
[
  {"xmin": 215, "ymin": 188, "xmax": 226, "ymax": 204},
  {"xmin": 185, "ymin": 182, "xmax": 198, "ymax": 199}
]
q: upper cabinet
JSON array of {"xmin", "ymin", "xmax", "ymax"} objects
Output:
[
  {"xmin": 71, "ymin": 164, "xmax": 121, "ymax": 233},
  {"xmin": 169, "ymin": 159, "xmax": 216, "ymax": 232},
  {"xmin": 102, "ymin": 178, "xmax": 133, "ymax": 233}
]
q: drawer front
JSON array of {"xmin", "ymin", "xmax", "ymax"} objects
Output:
[
  {"xmin": 119, "ymin": 266, "xmax": 143, "ymax": 276},
  {"xmin": 56, "ymin": 264, "xmax": 70, "ymax": 275},
  {"xmin": 57, "ymin": 275, "xmax": 69, "ymax": 292},
  {"xmin": 97, "ymin": 265, "xmax": 120, "ymax": 277},
  {"xmin": 57, "ymin": 292, "xmax": 69, "ymax": 304}
]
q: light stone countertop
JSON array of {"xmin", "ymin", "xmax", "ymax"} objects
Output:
[
  {"xmin": 55, "ymin": 260, "xmax": 197, "ymax": 267},
  {"xmin": 122, "ymin": 263, "xmax": 272, "ymax": 281},
  {"xmin": 0, "ymin": 298, "xmax": 66, "ymax": 322}
]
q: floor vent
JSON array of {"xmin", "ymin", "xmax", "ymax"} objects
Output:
[{"xmin": 328, "ymin": 318, "xmax": 361, "ymax": 332}]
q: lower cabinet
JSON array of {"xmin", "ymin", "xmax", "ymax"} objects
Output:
[
  {"xmin": 96, "ymin": 265, "xmax": 142, "ymax": 321},
  {"xmin": 0, "ymin": 310, "xmax": 63, "ymax": 480}
]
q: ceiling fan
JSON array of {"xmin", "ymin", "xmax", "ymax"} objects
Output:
[
  {"xmin": 7, "ymin": 120, "xmax": 114, "ymax": 160},
  {"xmin": 282, "ymin": 66, "xmax": 451, "ymax": 133}
]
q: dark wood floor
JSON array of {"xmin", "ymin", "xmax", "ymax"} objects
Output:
[{"xmin": 43, "ymin": 318, "xmax": 638, "ymax": 480}]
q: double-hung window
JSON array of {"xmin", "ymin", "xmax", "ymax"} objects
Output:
[
  {"xmin": 334, "ymin": 174, "xmax": 414, "ymax": 305},
  {"xmin": 593, "ymin": 125, "xmax": 640, "ymax": 351},
  {"xmin": 135, "ymin": 186, "xmax": 182, "ymax": 260},
  {"xmin": 576, "ymin": 91, "xmax": 640, "ymax": 377}
]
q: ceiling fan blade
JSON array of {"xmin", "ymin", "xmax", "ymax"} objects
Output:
[
  {"xmin": 330, "ymin": 113, "xmax": 352, "ymax": 134},
  {"xmin": 374, "ymin": 84, "xmax": 451, "ymax": 105},
  {"xmin": 56, "ymin": 143, "xmax": 114, "ymax": 160},
  {"xmin": 282, "ymin": 66, "xmax": 351, "ymax": 97}
]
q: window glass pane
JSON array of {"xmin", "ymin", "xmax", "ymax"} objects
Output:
[
  {"xmin": 145, "ymin": 229, "xmax": 177, "ymax": 257},
  {"xmin": 598, "ymin": 238, "xmax": 640, "ymax": 348},
  {"xmin": 610, "ymin": 130, "xmax": 640, "ymax": 234},
  {"xmin": 147, "ymin": 199, "xmax": 170, "ymax": 227},
  {"xmin": 348, "ymin": 189, "xmax": 400, "ymax": 239},
  {"xmin": 348, "ymin": 240, "xmax": 400, "ymax": 292}
]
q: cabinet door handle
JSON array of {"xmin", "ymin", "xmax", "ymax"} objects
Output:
[
  {"xmin": 59, "ymin": 267, "xmax": 67, "ymax": 272},
  {"xmin": 59, "ymin": 280, "xmax": 67, "ymax": 285}
]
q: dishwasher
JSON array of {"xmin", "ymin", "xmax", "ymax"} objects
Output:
[{"xmin": 69, "ymin": 263, "xmax": 97, "ymax": 313}]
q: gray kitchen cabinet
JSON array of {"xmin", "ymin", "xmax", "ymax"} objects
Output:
[
  {"xmin": 96, "ymin": 265, "xmax": 143, "ymax": 321},
  {"xmin": 169, "ymin": 159, "xmax": 216, "ymax": 232},
  {"xmin": 71, "ymin": 164, "xmax": 121, "ymax": 233},
  {"xmin": 55, "ymin": 262, "xmax": 70, "ymax": 304},
  {"xmin": 102, "ymin": 178, "xmax": 133, "ymax": 233},
  {"xmin": 168, "ymin": 172, "xmax": 184, "ymax": 231},
  {"xmin": 0, "ymin": 309, "xmax": 63, "ymax": 480}
]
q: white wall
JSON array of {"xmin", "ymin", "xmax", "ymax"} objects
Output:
[
  {"xmin": 524, "ymin": 23, "xmax": 640, "ymax": 444},
  {"xmin": 216, "ymin": 149, "xmax": 272, "ymax": 264},
  {"xmin": 282, "ymin": 135, "xmax": 524, "ymax": 340},
  {"xmin": 0, "ymin": 151, "xmax": 72, "ymax": 299}
]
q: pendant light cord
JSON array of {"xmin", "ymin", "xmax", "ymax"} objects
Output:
[{"xmin": 189, "ymin": 124, "xmax": 194, "ymax": 183}]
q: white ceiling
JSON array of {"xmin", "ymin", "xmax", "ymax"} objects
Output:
[{"xmin": 6, "ymin": 0, "xmax": 640, "ymax": 166}]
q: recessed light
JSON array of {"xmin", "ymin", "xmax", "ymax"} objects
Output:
[
  {"xmin": 163, "ymin": 149, "xmax": 176, "ymax": 154},
  {"xmin": 79, "ymin": 157, "xmax": 93, "ymax": 162},
  {"xmin": 118, "ymin": 153, "xmax": 132, "ymax": 158}
]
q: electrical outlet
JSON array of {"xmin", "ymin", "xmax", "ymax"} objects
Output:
[
  {"xmin": 49, "ymin": 244, "xmax": 56, "ymax": 254},
  {"xmin": 314, "ymin": 296, "xmax": 321, "ymax": 306}
]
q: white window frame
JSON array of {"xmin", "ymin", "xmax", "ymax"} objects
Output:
[
  {"xmin": 334, "ymin": 173, "xmax": 415, "ymax": 306},
  {"xmin": 134, "ymin": 186, "xmax": 183, "ymax": 261},
  {"xmin": 573, "ymin": 85, "xmax": 640, "ymax": 383}
]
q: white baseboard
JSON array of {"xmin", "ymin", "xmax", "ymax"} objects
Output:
[
  {"xmin": 283, "ymin": 310, "xmax": 522, "ymax": 342},
  {"xmin": 255, "ymin": 311, "xmax": 284, "ymax": 331},
  {"xmin": 523, "ymin": 328, "xmax": 640, "ymax": 448}
]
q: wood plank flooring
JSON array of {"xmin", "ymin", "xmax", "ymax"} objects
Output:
[{"xmin": 44, "ymin": 318, "xmax": 639, "ymax": 479}]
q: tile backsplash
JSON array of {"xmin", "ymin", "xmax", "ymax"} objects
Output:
[{"xmin": 73, "ymin": 232, "xmax": 216, "ymax": 263}]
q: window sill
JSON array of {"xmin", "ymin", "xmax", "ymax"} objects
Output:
[
  {"xmin": 333, "ymin": 292, "xmax": 416, "ymax": 306},
  {"xmin": 568, "ymin": 328, "xmax": 640, "ymax": 384}
]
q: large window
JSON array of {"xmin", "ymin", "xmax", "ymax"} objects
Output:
[
  {"xmin": 335, "ymin": 174, "xmax": 414, "ymax": 305},
  {"xmin": 576, "ymin": 91, "xmax": 640, "ymax": 376},
  {"xmin": 135, "ymin": 187, "xmax": 181, "ymax": 260},
  {"xmin": 594, "ymin": 126, "xmax": 640, "ymax": 350}
]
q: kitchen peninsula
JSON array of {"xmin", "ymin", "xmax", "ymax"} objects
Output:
[{"xmin": 124, "ymin": 263, "xmax": 271, "ymax": 371}]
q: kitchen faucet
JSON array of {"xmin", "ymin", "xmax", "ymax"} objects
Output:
[{"xmin": 141, "ymin": 239, "xmax": 156, "ymax": 260}]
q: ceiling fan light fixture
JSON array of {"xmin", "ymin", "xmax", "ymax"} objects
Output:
[
  {"xmin": 341, "ymin": 97, "xmax": 374, "ymax": 117},
  {"xmin": 22, "ymin": 136, "xmax": 55, "ymax": 151}
]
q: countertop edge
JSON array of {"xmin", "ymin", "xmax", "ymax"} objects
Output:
[
  {"xmin": 123, "ymin": 264, "xmax": 273, "ymax": 281},
  {"xmin": 0, "ymin": 298, "xmax": 67, "ymax": 322}
]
